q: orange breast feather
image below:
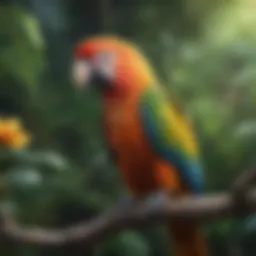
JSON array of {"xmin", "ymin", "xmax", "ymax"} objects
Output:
[{"xmin": 104, "ymin": 95, "xmax": 183, "ymax": 197}]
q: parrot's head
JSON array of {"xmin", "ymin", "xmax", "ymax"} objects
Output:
[{"xmin": 72, "ymin": 35, "xmax": 157, "ymax": 96}]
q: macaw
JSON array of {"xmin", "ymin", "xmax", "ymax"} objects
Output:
[{"xmin": 72, "ymin": 35, "xmax": 208, "ymax": 256}]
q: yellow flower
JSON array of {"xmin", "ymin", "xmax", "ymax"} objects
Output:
[{"xmin": 0, "ymin": 117, "xmax": 31, "ymax": 149}]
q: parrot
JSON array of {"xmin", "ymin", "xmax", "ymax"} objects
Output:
[{"xmin": 72, "ymin": 35, "xmax": 208, "ymax": 256}]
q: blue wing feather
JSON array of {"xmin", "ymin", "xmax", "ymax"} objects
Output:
[{"xmin": 139, "ymin": 87, "xmax": 204, "ymax": 194}]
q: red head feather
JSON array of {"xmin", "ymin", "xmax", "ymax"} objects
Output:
[{"xmin": 73, "ymin": 36, "xmax": 158, "ymax": 96}]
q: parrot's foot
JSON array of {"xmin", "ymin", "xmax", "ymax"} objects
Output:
[
  {"xmin": 117, "ymin": 195, "xmax": 137, "ymax": 211},
  {"xmin": 146, "ymin": 191, "xmax": 170, "ymax": 210}
]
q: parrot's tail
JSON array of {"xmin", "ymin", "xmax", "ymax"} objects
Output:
[{"xmin": 168, "ymin": 219, "xmax": 208, "ymax": 256}]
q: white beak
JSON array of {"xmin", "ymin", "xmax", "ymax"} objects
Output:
[{"xmin": 72, "ymin": 60, "xmax": 92, "ymax": 90}]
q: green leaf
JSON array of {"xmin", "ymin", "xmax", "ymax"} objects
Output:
[
  {"xmin": 0, "ymin": 5, "xmax": 45, "ymax": 91},
  {"xmin": 5, "ymin": 167, "xmax": 43, "ymax": 190},
  {"xmin": 99, "ymin": 231, "xmax": 150, "ymax": 256},
  {"xmin": 1, "ymin": 149, "xmax": 68, "ymax": 173}
]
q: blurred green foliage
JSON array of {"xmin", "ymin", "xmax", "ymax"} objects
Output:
[{"xmin": 0, "ymin": 0, "xmax": 255, "ymax": 255}]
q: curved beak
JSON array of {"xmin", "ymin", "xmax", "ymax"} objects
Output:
[{"xmin": 72, "ymin": 60, "xmax": 92, "ymax": 90}]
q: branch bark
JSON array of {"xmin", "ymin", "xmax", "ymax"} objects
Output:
[{"xmin": 1, "ymin": 188, "xmax": 256, "ymax": 247}]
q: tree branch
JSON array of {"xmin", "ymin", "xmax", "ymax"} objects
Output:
[{"xmin": 0, "ymin": 187, "xmax": 256, "ymax": 246}]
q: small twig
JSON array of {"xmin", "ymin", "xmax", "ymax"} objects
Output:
[
  {"xmin": 233, "ymin": 165, "xmax": 256, "ymax": 192},
  {"xmin": 0, "ymin": 188, "xmax": 256, "ymax": 247},
  {"xmin": 232, "ymin": 165, "xmax": 256, "ymax": 214}
]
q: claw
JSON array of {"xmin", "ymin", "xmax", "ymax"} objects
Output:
[
  {"xmin": 117, "ymin": 195, "xmax": 137, "ymax": 211},
  {"xmin": 146, "ymin": 191, "xmax": 170, "ymax": 210}
]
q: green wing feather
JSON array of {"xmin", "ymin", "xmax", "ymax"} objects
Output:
[{"xmin": 139, "ymin": 86, "xmax": 204, "ymax": 193}]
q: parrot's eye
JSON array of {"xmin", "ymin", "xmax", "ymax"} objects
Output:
[
  {"xmin": 92, "ymin": 51, "xmax": 115, "ymax": 79},
  {"xmin": 93, "ymin": 51, "xmax": 114, "ymax": 66}
]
